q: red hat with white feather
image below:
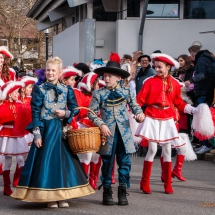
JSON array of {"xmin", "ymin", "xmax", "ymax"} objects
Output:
[
  {"xmin": 1, "ymin": 81, "xmax": 24, "ymax": 100},
  {"xmin": 78, "ymin": 72, "xmax": 98, "ymax": 92},
  {"xmin": 20, "ymin": 76, "xmax": 38, "ymax": 86},
  {"xmin": 60, "ymin": 66, "xmax": 82, "ymax": 80},
  {"xmin": 0, "ymin": 46, "xmax": 14, "ymax": 59},
  {"xmin": 150, "ymin": 53, "xmax": 180, "ymax": 69}
]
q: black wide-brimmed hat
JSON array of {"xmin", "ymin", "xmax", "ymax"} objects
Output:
[{"xmin": 94, "ymin": 61, "xmax": 130, "ymax": 79}]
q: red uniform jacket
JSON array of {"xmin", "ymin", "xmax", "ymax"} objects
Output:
[
  {"xmin": 0, "ymin": 102, "xmax": 15, "ymax": 125},
  {"xmin": 136, "ymin": 75, "xmax": 186, "ymax": 120},
  {"xmin": 70, "ymin": 89, "xmax": 95, "ymax": 129},
  {"xmin": 0, "ymin": 100, "xmax": 27, "ymax": 137}
]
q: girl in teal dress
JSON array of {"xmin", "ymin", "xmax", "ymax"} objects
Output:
[{"xmin": 11, "ymin": 57, "xmax": 94, "ymax": 208}]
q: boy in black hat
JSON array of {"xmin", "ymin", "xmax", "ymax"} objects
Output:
[{"xmin": 88, "ymin": 53, "xmax": 144, "ymax": 206}]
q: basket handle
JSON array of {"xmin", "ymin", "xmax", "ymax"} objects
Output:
[{"xmin": 74, "ymin": 106, "xmax": 97, "ymax": 116}]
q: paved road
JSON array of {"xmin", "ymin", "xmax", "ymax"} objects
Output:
[{"xmin": 0, "ymin": 156, "xmax": 215, "ymax": 215}]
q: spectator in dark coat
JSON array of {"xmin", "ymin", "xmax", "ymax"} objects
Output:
[
  {"xmin": 135, "ymin": 55, "xmax": 156, "ymax": 95},
  {"xmin": 185, "ymin": 50, "xmax": 215, "ymax": 104},
  {"xmin": 185, "ymin": 50, "xmax": 215, "ymax": 154}
]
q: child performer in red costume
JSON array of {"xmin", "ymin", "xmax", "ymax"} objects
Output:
[
  {"xmin": 11, "ymin": 77, "xmax": 38, "ymax": 187},
  {"xmin": 0, "ymin": 81, "xmax": 30, "ymax": 195},
  {"xmin": 0, "ymin": 47, "xmax": 16, "ymax": 174},
  {"xmin": 60, "ymin": 66, "xmax": 82, "ymax": 88},
  {"xmin": 19, "ymin": 76, "xmax": 38, "ymax": 145},
  {"xmin": 135, "ymin": 53, "xmax": 196, "ymax": 194}
]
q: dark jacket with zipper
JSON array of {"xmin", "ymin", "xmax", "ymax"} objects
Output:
[
  {"xmin": 190, "ymin": 50, "xmax": 215, "ymax": 98},
  {"xmin": 135, "ymin": 65, "xmax": 156, "ymax": 95}
]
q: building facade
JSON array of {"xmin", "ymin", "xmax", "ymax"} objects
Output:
[{"xmin": 27, "ymin": 0, "xmax": 215, "ymax": 65}]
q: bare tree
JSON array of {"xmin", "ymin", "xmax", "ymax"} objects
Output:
[{"xmin": 0, "ymin": 0, "xmax": 46, "ymax": 68}]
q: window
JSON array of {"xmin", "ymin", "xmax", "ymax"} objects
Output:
[
  {"xmin": 127, "ymin": 0, "xmax": 140, "ymax": 17},
  {"xmin": 146, "ymin": 0, "xmax": 180, "ymax": 18},
  {"xmin": 93, "ymin": 0, "xmax": 117, "ymax": 21},
  {"xmin": 184, "ymin": 0, "xmax": 215, "ymax": 19}
]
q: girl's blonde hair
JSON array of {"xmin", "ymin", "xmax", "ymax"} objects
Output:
[{"xmin": 46, "ymin": 57, "xmax": 62, "ymax": 71}]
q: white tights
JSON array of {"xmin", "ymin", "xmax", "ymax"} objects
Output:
[
  {"xmin": 177, "ymin": 145, "xmax": 186, "ymax": 155},
  {"xmin": 81, "ymin": 152, "xmax": 100, "ymax": 165},
  {"xmin": 3, "ymin": 155, "xmax": 25, "ymax": 171},
  {"xmin": 145, "ymin": 142, "xmax": 172, "ymax": 162},
  {"xmin": 160, "ymin": 145, "xmax": 187, "ymax": 157}
]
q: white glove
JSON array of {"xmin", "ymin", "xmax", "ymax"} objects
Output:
[{"xmin": 184, "ymin": 104, "xmax": 196, "ymax": 115}]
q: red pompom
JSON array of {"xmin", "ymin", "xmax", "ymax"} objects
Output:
[
  {"xmin": 194, "ymin": 131, "xmax": 214, "ymax": 141},
  {"xmin": 109, "ymin": 52, "xmax": 120, "ymax": 63}
]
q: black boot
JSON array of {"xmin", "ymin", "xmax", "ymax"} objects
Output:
[
  {"xmin": 103, "ymin": 186, "xmax": 114, "ymax": 205},
  {"xmin": 118, "ymin": 185, "xmax": 128, "ymax": 205}
]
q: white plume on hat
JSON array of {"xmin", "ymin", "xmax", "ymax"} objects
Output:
[
  {"xmin": 1, "ymin": 81, "xmax": 24, "ymax": 100},
  {"xmin": 0, "ymin": 46, "xmax": 14, "ymax": 59},
  {"xmin": 77, "ymin": 72, "xmax": 98, "ymax": 91},
  {"xmin": 20, "ymin": 76, "xmax": 38, "ymax": 86},
  {"xmin": 150, "ymin": 53, "xmax": 180, "ymax": 69},
  {"xmin": 62, "ymin": 66, "xmax": 82, "ymax": 76}
]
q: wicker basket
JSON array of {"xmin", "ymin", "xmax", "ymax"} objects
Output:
[{"xmin": 67, "ymin": 107, "xmax": 102, "ymax": 154}]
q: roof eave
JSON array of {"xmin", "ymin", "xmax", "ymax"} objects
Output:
[{"xmin": 27, "ymin": 0, "xmax": 45, "ymax": 18}]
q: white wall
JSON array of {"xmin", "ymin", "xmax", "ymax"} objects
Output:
[
  {"xmin": 53, "ymin": 22, "xmax": 85, "ymax": 66},
  {"xmin": 53, "ymin": 21, "xmax": 116, "ymax": 64},
  {"xmin": 95, "ymin": 22, "xmax": 116, "ymax": 60},
  {"xmin": 53, "ymin": 19, "xmax": 215, "ymax": 64},
  {"xmin": 116, "ymin": 19, "xmax": 215, "ymax": 58}
]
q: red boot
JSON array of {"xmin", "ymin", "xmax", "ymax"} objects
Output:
[
  {"xmin": 163, "ymin": 162, "xmax": 174, "ymax": 194},
  {"xmin": 0, "ymin": 164, "xmax": 3, "ymax": 175},
  {"xmin": 94, "ymin": 157, "xmax": 102, "ymax": 184},
  {"xmin": 89, "ymin": 162, "xmax": 98, "ymax": 189},
  {"xmin": 172, "ymin": 155, "xmax": 186, "ymax": 181},
  {"xmin": 160, "ymin": 157, "xmax": 172, "ymax": 183},
  {"xmin": 3, "ymin": 170, "xmax": 13, "ymax": 196},
  {"xmin": 140, "ymin": 160, "xmax": 153, "ymax": 194},
  {"xmin": 111, "ymin": 158, "xmax": 116, "ymax": 184},
  {"xmin": 13, "ymin": 166, "xmax": 23, "ymax": 187},
  {"xmin": 81, "ymin": 163, "xmax": 89, "ymax": 175}
]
